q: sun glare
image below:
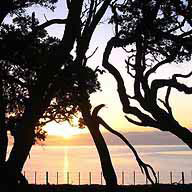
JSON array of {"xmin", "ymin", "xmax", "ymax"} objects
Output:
[{"xmin": 43, "ymin": 121, "xmax": 87, "ymax": 138}]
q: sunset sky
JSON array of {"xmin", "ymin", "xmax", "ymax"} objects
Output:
[
  {"xmin": 4, "ymin": 2, "xmax": 192, "ymax": 188},
  {"xmin": 25, "ymin": 1, "xmax": 192, "ymax": 142}
]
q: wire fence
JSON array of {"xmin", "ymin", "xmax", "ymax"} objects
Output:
[{"xmin": 23, "ymin": 170, "xmax": 192, "ymax": 185}]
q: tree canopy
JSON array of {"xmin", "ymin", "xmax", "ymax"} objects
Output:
[
  {"xmin": 0, "ymin": 0, "xmax": 119, "ymax": 188},
  {"xmin": 103, "ymin": 0, "xmax": 192, "ymax": 149},
  {"xmin": 3, "ymin": 0, "xmax": 192, "ymax": 189}
]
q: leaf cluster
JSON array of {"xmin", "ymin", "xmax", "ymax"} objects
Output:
[
  {"xmin": 0, "ymin": 12, "xmax": 101, "ymax": 142},
  {"xmin": 114, "ymin": 0, "xmax": 192, "ymax": 63}
]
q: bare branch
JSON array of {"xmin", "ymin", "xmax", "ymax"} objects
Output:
[
  {"xmin": 124, "ymin": 115, "xmax": 144, "ymax": 126},
  {"xmin": 43, "ymin": 14, "xmax": 48, "ymax": 22},
  {"xmin": 125, "ymin": 58, "xmax": 135, "ymax": 78},
  {"xmin": 75, "ymin": 0, "xmax": 113, "ymax": 65},
  {"xmin": 89, "ymin": 0, "xmax": 113, "ymax": 35},
  {"xmin": 92, "ymin": 104, "xmax": 105, "ymax": 118},
  {"xmin": 165, "ymin": 86, "xmax": 173, "ymax": 115},
  {"xmin": 87, "ymin": 47, "xmax": 98, "ymax": 60},
  {"xmin": 173, "ymin": 71, "xmax": 192, "ymax": 80},
  {"xmin": 144, "ymin": 54, "xmax": 177, "ymax": 81},
  {"xmin": 134, "ymin": 38, "xmax": 146, "ymax": 102},
  {"xmin": 83, "ymin": 47, "xmax": 98, "ymax": 66},
  {"xmin": 151, "ymin": 79, "xmax": 192, "ymax": 97},
  {"xmin": 102, "ymin": 37, "xmax": 134, "ymax": 110},
  {"xmin": 102, "ymin": 37, "xmax": 159, "ymax": 128},
  {"xmin": 124, "ymin": 108, "xmax": 159, "ymax": 128},
  {"xmin": 158, "ymin": 86, "xmax": 173, "ymax": 117},
  {"xmin": 34, "ymin": 18, "xmax": 67, "ymax": 31},
  {"xmin": 110, "ymin": 2, "xmax": 119, "ymax": 35},
  {"xmin": 127, "ymin": 67, "xmax": 135, "ymax": 78},
  {"xmin": 83, "ymin": 0, "xmax": 95, "ymax": 32}
]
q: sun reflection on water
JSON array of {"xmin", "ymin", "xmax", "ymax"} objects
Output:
[{"xmin": 64, "ymin": 146, "xmax": 69, "ymax": 172}]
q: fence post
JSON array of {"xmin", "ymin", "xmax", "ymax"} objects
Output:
[
  {"xmin": 157, "ymin": 171, "xmax": 160, "ymax": 184},
  {"xmin": 57, "ymin": 172, "xmax": 59, "ymax": 185},
  {"xmin": 170, "ymin": 171, "xmax": 172, "ymax": 184},
  {"xmin": 35, "ymin": 171, "xmax": 37, "ymax": 184},
  {"xmin": 67, "ymin": 172, "xmax": 69, "ymax": 184},
  {"xmin": 182, "ymin": 172, "xmax": 185, "ymax": 184},
  {"xmin": 101, "ymin": 172, "xmax": 103, "ymax": 185},
  {"xmin": 191, "ymin": 171, "xmax": 192, "ymax": 182},
  {"xmin": 22, "ymin": 170, "xmax": 190, "ymax": 185},
  {"xmin": 89, "ymin": 172, "xmax": 92, "ymax": 185},
  {"xmin": 46, "ymin": 171, "xmax": 49, "ymax": 185},
  {"xmin": 133, "ymin": 171, "xmax": 136, "ymax": 185},
  {"xmin": 122, "ymin": 171, "xmax": 124, "ymax": 185},
  {"xmin": 79, "ymin": 172, "xmax": 81, "ymax": 185}
]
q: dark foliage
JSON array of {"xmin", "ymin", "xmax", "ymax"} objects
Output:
[{"xmin": 103, "ymin": 0, "xmax": 192, "ymax": 149}]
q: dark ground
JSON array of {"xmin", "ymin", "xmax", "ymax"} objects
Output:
[{"xmin": 26, "ymin": 184, "xmax": 192, "ymax": 192}]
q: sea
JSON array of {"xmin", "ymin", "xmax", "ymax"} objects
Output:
[{"xmin": 7, "ymin": 145, "xmax": 192, "ymax": 185}]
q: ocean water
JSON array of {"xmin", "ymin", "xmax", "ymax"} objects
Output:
[{"xmin": 8, "ymin": 145, "xmax": 192, "ymax": 184}]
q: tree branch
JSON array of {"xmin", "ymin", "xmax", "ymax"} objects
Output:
[
  {"xmin": 75, "ymin": 0, "xmax": 113, "ymax": 65},
  {"xmin": 97, "ymin": 116, "xmax": 157, "ymax": 184},
  {"xmin": 173, "ymin": 71, "xmax": 192, "ymax": 80},
  {"xmin": 158, "ymin": 86, "xmax": 173, "ymax": 117},
  {"xmin": 102, "ymin": 37, "xmax": 159, "ymax": 128},
  {"xmin": 144, "ymin": 55, "xmax": 177, "ymax": 81},
  {"xmin": 151, "ymin": 78, "xmax": 192, "ymax": 97},
  {"xmin": 34, "ymin": 19, "xmax": 67, "ymax": 31},
  {"xmin": 124, "ymin": 115, "xmax": 145, "ymax": 126},
  {"xmin": 102, "ymin": 37, "xmax": 132, "ymax": 110}
]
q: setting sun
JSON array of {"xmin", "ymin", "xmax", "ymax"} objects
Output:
[{"xmin": 43, "ymin": 121, "xmax": 88, "ymax": 138}]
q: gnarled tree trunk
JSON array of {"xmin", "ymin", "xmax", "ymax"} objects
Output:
[
  {"xmin": 80, "ymin": 102, "xmax": 117, "ymax": 186},
  {"xmin": 5, "ymin": 105, "xmax": 36, "ymax": 185},
  {"xmin": 0, "ymin": 81, "xmax": 8, "ymax": 166}
]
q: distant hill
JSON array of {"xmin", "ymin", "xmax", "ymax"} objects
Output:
[{"xmin": 43, "ymin": 130, "xmax": 186, "ymax": 146}]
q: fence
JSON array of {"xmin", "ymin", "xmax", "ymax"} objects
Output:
[{"xmin": 23, "ymin": 170, "xmax": 192, "ymax": 185}]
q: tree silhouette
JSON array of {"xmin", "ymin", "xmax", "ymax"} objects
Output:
[
  {"xmin": 0, "ymin": 1, "xmax": 59, "ymax": 187},
  {"xmin": 51, "ymin": 0, "xmax": 118, "ymax": 185},
  {"xmin": 0, "ymin": 0, "xmax": 119, "ymax": 188},
  {"xmin": 0, "ymin": 14, "xmax": 75, "ymax": 187},
  {"xmin": 0, "ymin": 0, "xmax": 59, "ymax": 167},
  {"xmin": 102, "ymin": 0, "xmax": 192, "ymax": 149},
  {"xmin": 91, "ymin": 104, "xmax": 157, "ymax": 184}
]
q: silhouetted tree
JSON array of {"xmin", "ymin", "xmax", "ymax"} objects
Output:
[
  {"xmin": 0, "ymin": 0, "xmax": 58, "ymax": 168},
  {"xmin": 102, "ymin": 0, "xmax": 192, "ymax": 149},
  {"xmin": 0, "ymin": 1, "xmax": 59, "ymax": 188},
  {"xmin": 65, "ymin": 10, "xmax": 156, "ymax": 181},
  {"xmin": 0, "ymin": 15, "xmax": 77, "ymax": 187},
  {"xmin": 50, "ymin": 0, "xmax": 118, "ymax": 185},
  {"xmin": 89, "ymin": 104, "xmax": 157, "ymax": 184},
  {"xmin": 0, "ymin": 0, "xmax": 118, "ymax": 188}
]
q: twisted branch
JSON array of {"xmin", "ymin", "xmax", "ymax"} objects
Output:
[{"xmin": 92, "ymin": 104, "xmax": 157, "ymax": 184}]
